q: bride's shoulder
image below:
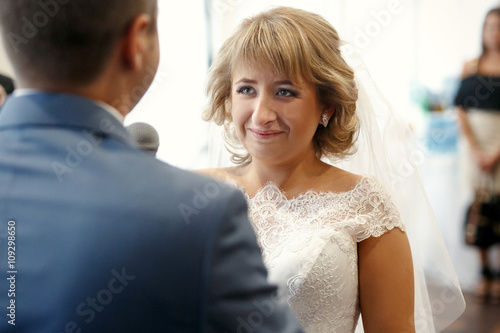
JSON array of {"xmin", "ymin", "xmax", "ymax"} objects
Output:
[
  {"xmin": 196, "ymin": 167, "xmax": 225, "ymax": 179},
  {"xmin": 321, "ymin": 167, "xmax": 390, "ymax": 198},
  {"xmin": 195, "ymin": 166, "xmax": 242, "ymax": 183},
  {"xmin": 321, "ymin": 167, "xmax": 364, "ymax": 193}
]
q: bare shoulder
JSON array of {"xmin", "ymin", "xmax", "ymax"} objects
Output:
[
  {"xmin": 195, "ymin": 166, "xmax": 243, "ymax": 183},
  {"xmin": 320, "ymin": 166, "xmax": 364, "ymax": 193},
  {"xmin": 195, "ymin": 168, "xmax": 225, "ymax": 179},
  {"xmin": 461, "ymin": 58, "xmax": 479, "ymax": 78}
]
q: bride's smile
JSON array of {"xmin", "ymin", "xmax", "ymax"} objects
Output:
[{"xmin": 248, "ymin": 128, "xmax": 284, "ymax": 140}]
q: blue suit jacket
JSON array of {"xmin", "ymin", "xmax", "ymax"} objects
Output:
[{"xmin": 0, "ymin": 94, "xmax": 303, "ymax": 333}]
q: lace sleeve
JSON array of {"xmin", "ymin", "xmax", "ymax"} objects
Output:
[{"xmin": 339, "ymin": 177, "xmax": 406, "ymax": 243}]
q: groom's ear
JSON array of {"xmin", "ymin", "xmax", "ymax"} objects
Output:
[{"xmin": 121, "ymin": 13, "xmax": 154, "ymax": 71}]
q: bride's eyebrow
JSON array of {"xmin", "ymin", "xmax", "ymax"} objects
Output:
[
  {"xmin": 275, "ymin": 80, "xmax": 294, "ymax": 85},
  {"xmin": 234, "ymin": 78, "xmax": 256, "ymax": 85},
  {"xmin": 232, "ymin": 78, "xmax": 299, "ymax": 87}
]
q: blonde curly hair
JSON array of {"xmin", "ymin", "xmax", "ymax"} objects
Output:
[{"xmin": 203, "ymin": 6, "xmax": 358, "ymax": 164}]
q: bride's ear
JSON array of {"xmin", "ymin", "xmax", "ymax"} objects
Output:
[{"xmin": 326, "ymin": 107, "xmax": 334, "ymax": 118}]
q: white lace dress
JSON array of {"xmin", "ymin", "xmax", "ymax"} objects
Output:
[{"xmin": 243, "ymin": 177, "xmax": 405, "ymax": 333}]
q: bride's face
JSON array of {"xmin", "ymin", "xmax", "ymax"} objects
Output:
[{"xmin": 230, "ymin": 62, "xmax": 325, "ymax": 164}]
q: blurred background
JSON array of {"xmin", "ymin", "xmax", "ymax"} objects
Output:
[{"xmin": 1, "ymin": 0, "xmax": 499, "ymax": 319}]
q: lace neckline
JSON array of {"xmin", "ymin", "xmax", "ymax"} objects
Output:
[{"xmin": 241, "ymin": 176, "xmax": 369, "ymax": 201}]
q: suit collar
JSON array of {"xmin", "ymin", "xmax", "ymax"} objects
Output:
[
  {"xmin": 0, "ymin": 93, "xmax": 135, "ymax": 146},
  {"xmin": 13, "ymin": 89, "xmax": 125, "ymax": 124}
]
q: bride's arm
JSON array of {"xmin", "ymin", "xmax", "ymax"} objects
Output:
[{"xmin": 358, "ymin": 228, "xmax": 415, "ymax": 333}]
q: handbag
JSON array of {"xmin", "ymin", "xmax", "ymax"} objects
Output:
[{"xmin": 464, "ymin": 174, "xmax": 500, "ymax": 248}]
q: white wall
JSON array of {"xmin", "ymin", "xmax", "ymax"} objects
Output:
[{"xmin": 124, "ymin": 0, "xmax": 210, "ymax": 169}]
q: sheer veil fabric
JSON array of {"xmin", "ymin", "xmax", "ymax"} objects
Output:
[
  {"xmin": 205, "ymin": 44, "xmax": 465, "ymax": 332},
  {"xmin": 336, "ymin": 45, "xmax": 465, "ymax": 332}
]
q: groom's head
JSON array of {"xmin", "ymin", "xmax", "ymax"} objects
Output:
[{"xmin": 0, "ymin": 0, "xmax": 159, "ymax": 111}]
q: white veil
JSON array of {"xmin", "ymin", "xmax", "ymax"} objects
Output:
[
  {"xmin": 336, "ymin": 44, "xmax": 465, "ymax": 332},
  {"xmin": 205, "ymin": 44, "xmax": 466, "ymax": 332}
]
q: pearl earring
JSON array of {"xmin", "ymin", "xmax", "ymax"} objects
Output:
[{"xmin": 321, "ymin": 113, "xmax": 329, "ymax": 127}]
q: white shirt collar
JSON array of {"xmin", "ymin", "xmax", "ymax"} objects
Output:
[
  {"xmin": 92, "ymin": 100, "xmax": 124, "ymax": 123},
  {"xmin": 13, "ymin": 89, "xmax": 125, "ymax": 124}
]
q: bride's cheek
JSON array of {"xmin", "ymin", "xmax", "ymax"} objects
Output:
[{"xmin": 232, "ymin": 109, "xmax": 248, "ymax": 132}]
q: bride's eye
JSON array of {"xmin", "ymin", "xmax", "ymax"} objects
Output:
[
  {"xmin": 276, "ymin": 89, "xmax": 297, "ymax": 97},
  {"xmin": 236, "ymin": 87, "xmax": 254, "ymax": 94}
]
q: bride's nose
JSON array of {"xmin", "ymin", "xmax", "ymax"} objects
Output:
[{"xmin": 252, "ymin": 93, "xmax": 277, "ymax": 126}]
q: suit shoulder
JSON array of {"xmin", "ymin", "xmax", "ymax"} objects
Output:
[
  {"xmin": 194, "ymin": 167, "xmax": 238, "ymax": 182},
  {"xmin": 116, "ymin": 153, "xmax": 245, "ymax": 215},
  {"xmin": 152, "ymin": 161, "xmax": 245, "ymax": 208}
]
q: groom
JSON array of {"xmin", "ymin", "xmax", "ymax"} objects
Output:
[{"xmin": 0, "ymin": 1, "xmax": 302, "ymax": 332}]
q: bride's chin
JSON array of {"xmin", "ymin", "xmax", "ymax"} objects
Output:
[{"xmin": 247, "ymin": 150, "xmax": 287, "ymax": 164}]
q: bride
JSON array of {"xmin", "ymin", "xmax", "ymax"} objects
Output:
[{"xmin": 198, "ymin": 6, "xmax": 464, "ymax": 332}]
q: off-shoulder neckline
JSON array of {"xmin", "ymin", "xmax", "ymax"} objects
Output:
[{"xmin": 463, "ymin": 73, "xmax": 500, "ymax": 80}]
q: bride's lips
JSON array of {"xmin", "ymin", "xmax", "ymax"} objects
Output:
[{"xmin": 249, "ymin": 128, "xmax": 284, "ymax": 139}]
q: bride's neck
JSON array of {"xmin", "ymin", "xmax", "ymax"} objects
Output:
[{"xmin": 242, "ymin": 152, "xmax": 326, "ymax": 194}]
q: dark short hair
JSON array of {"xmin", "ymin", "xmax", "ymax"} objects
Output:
[
  {"xmin": 0, "ymin": 0, "xmax": 157, "ymax": 85},
  {"xmin": 0, "ymin": 74, "xmax": 15, "ymax": 94}
]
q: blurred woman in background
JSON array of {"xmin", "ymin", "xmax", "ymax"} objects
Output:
[{"xmin": 455, "ymin": 7, "xmax": 500, "ymax": 304}]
